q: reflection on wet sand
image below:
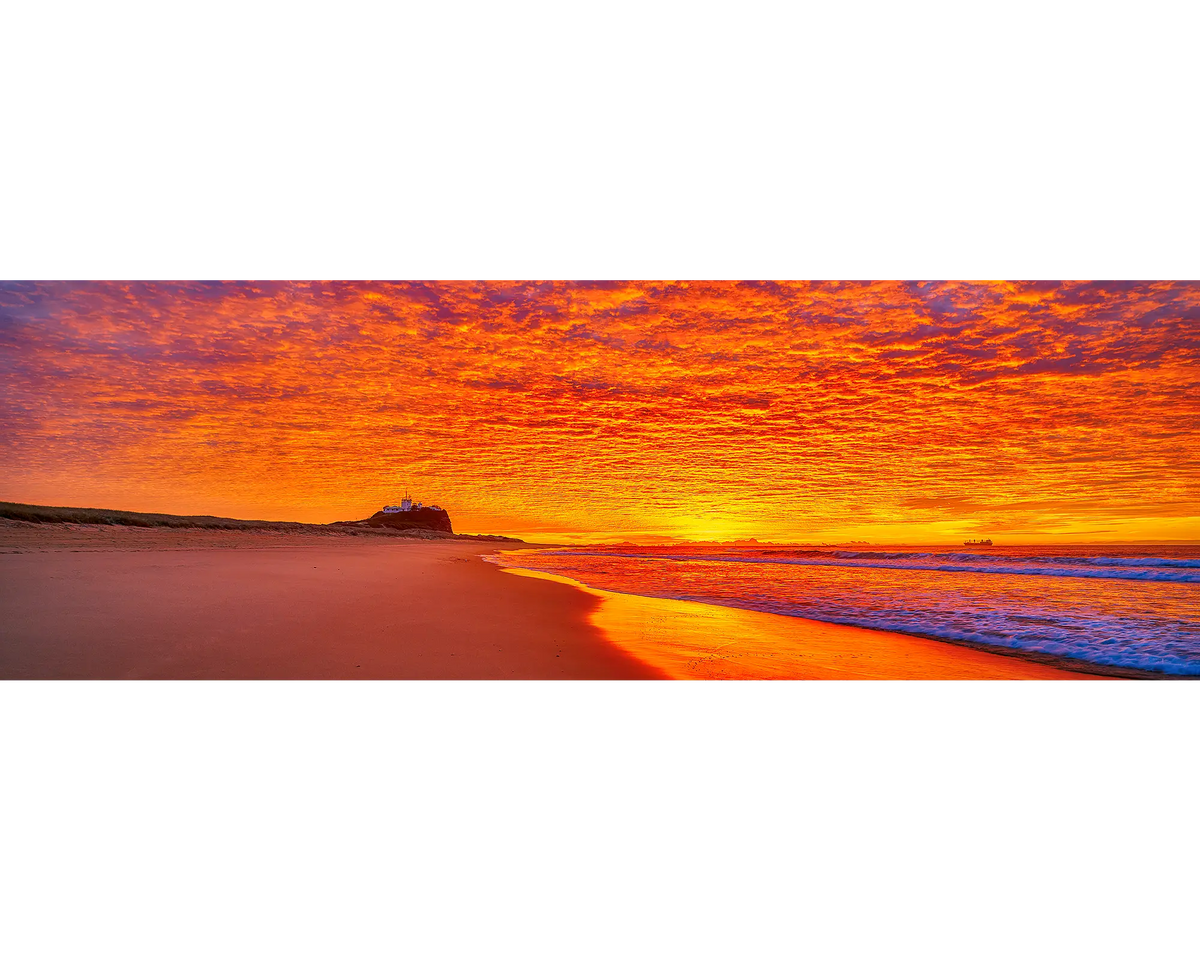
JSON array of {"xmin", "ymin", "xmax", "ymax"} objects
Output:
[{"xmin": 503, "ymin": 567, "xmax": 1094, "ymax": 680}]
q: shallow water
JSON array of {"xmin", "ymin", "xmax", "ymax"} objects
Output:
[{"xmin": 499, "ymin": 544, "xmax": 1200, "ymax": 676}]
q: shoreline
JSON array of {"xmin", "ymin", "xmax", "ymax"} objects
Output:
[
  {"xmin": 0, "ymin": 532, "xmax": 659, "ymax": 679},
  {"xmin": 0, "ymin": 523, "xmax": 1164, "ymax": 679},
  {"xmin": 492, "ymin": 549, "xmax": 1185, "ymax": 680},
  {"xmin": 497, "ymin": 566, "xmax": 1103, "ymax": 680}
]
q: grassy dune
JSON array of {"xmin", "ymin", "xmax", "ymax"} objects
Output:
[
  {"xmin": 0, "ymin": 501, "xmax": 311, "ymax": 530},
  {"xmin": 0, "ymin": 501, "xmax": 522, "ymax": 541}
]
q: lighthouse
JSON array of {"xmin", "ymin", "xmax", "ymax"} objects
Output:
[{"xmin": 382, "ymin": 490, "xmax": 415, "ymax": 514}]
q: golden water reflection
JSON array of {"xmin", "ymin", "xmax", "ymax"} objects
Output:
[{"xmin": 502, "ymin": 567, "xmax": 1093, "ymax": 680}]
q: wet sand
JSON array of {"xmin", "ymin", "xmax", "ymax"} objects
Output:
[
  {"xmin": 502, "ymin": 568, "xmax": 1098, "ymax": 679},
  {"xmin": 2, "ymin": 523, "xmax": 1093, "ymax": 679}
]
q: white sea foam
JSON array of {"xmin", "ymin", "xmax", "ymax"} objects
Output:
[
  {"xmin": 610, "ymin": 590, "xmax": 1200, "ymax": 675},
  {"xmin": 551, "ymin": 550, "xmax": 1200, "ymax": 583},
  {"xmin": 515, "ymin": 546, "xmax": 1200, "ymax": 676}
]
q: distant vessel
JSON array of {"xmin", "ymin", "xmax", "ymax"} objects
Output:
[{"xmin": 963, "ymin": 538, "xmax": 994, "ymax": 546}]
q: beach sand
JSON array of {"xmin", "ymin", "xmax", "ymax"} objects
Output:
[
  {"xmin": 1, "ymin": 524, "xmax": 1091, "ymax": 679},
  {"xmin": 0, "ymin": 526, "xmax": 660, "ymax": 679}
]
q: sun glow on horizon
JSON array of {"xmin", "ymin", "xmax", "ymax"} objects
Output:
[{"xmin": 1, "ymin": 281, "xmax": 1197, "ymax": 543}]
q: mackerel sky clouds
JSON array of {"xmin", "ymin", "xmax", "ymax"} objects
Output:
[{"xmin": 2, "ymin": 281, "xmax": 1197, "ymax": 541}]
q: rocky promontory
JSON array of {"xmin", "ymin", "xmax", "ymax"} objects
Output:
[
  {"xmin": 331, "ymin": 507, "xmax": 523, "ymax": 541},
  {"xmin": 351, "ymin": 507, "xmax": 455, "ymax": 534}
]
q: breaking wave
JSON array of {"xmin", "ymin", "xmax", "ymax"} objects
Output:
[
  {"xmin": 503, "ymin": 544, "xmax": 1200, "ymax": 676},
  {"xmin": 550, "ymin": 549, "xmax": 1200, "ymax": 583}
]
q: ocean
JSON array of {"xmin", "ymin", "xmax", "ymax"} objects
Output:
[{"xmin": 498, "ymin": 543, "xmax": 1200, "ymax": 676}]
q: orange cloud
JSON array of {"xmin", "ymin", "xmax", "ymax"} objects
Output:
[{"xmin": 1, "ymin": 281, "xmax": 1197, "ymax": 542}]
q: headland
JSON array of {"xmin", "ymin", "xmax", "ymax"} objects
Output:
[{"xmin": 1, "ymin": 503, "xmax": 1097, "ymax": 679}]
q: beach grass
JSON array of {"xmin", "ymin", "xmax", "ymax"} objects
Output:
[{"xmin": 0, "ymin": 500, "xmax": 312, "ymax": 530}]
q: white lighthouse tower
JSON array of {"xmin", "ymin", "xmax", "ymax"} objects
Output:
[{"xmin": 382, "ymin": 490, "xmax": 415, "ymax": 514}]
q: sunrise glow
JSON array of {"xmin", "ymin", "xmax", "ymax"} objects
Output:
[{"xmin": 2, "ymin": 281, "xmax": 1197, "ymax": 543}]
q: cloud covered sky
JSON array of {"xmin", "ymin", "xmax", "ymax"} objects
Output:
[{"xmin": 1, "ymin": 281, "xmax": 1197, "ymax": 542}]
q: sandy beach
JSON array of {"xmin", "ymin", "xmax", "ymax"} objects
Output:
[
  {"xmin": 6, "ymin": 275, "xmax": 1193, "ymax": 681},
  {"xmin": 0, "ymin": 525, "xmax": 658, "ymax": 679},
  {"xmin": 1, "ymin": 523, "xmax": 1094, "ymax": 679}
]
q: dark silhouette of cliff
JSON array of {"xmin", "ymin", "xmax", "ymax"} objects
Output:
[
  {"xmin": 3, "ymin": 500, "xmax": 523, "ymax": 542},
  {"xmin": 353, "ymin": 507, "xmax": 455, "ymax": 534},
  {"xmin": 333, "ymin": 507, "xmax": 523, "ymax": 540}
]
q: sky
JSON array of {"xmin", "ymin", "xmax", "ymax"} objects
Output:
[{"xmin": 1, "ymin": 281, "xmax": 1197, "ymax": 543}]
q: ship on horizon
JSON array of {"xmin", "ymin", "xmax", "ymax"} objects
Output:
[{"xmin": 963, "ymin": 538, "xmax": 994, "ymax": 546}]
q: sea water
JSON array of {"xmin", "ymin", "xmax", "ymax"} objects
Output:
[{"xmin": 500, "ymin": 544, "xmax": 1200, "ymax": 676}]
